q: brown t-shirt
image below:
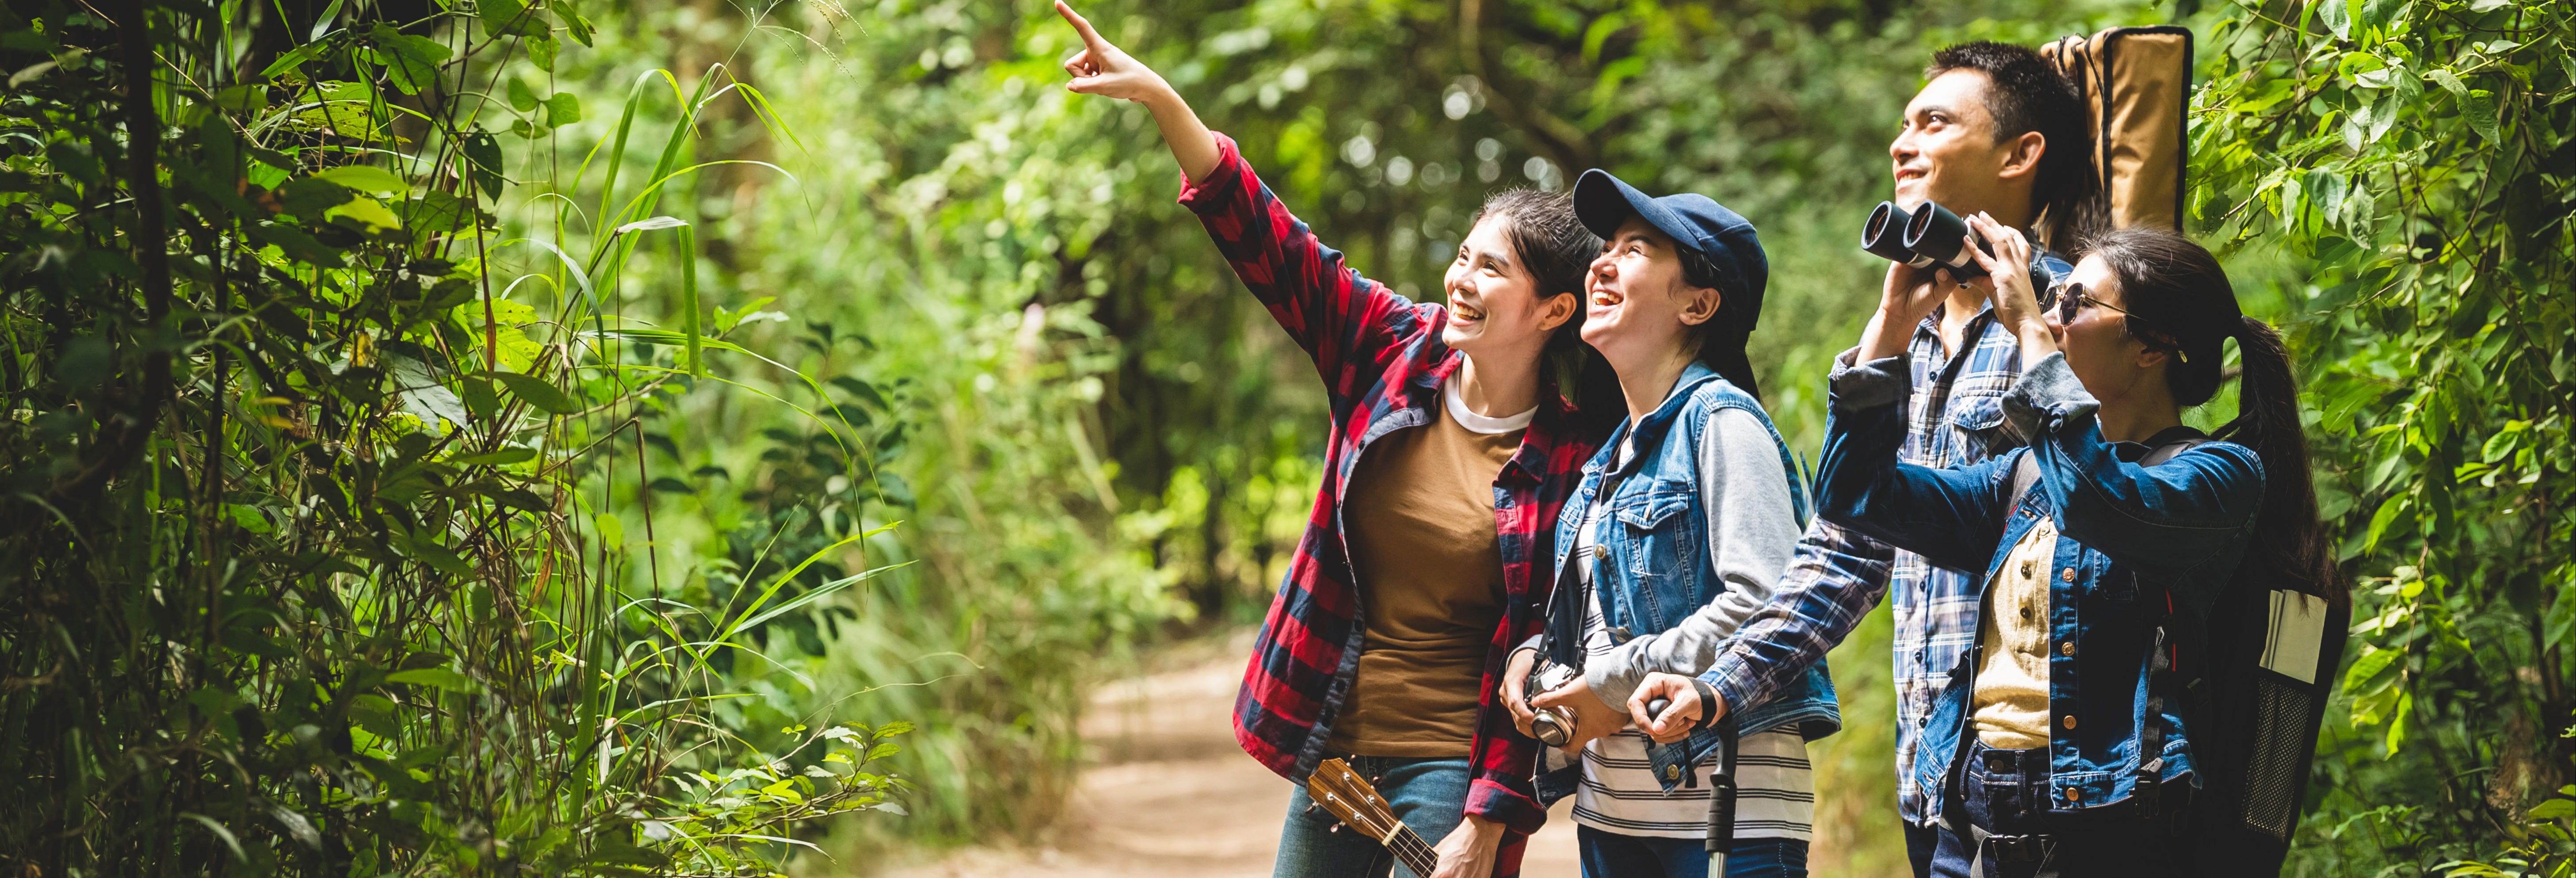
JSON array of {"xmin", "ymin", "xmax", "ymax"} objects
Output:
[{"xmin": 1326, "ymin": 381, "xmax": 1528, "ymax": 757}]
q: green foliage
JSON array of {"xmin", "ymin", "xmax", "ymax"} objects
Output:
[
  {"xmin": 0, "ymin": 0, "xmax": 908, "ymax": 873},
  {"xmin": 2193, "ymin": 0, "xmax": 2574, "ymax": 871},
  {"xmin": 534, "ymin": 0, "xmax": 2160, "ymax": 863}
]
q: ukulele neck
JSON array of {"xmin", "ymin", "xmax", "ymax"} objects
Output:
[{"xmin": 1383, "ymin": 825, "xmax": 1438, "ymax": 876}]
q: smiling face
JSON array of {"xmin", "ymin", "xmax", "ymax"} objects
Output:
[
  {"xmin": 1579, "ymin": 216, "xmax": 1719, "ymax": 368},
  {"xmin": 1441, "ymin": 213, "xmax": 1576, "ymax": 362},
  {"xmin": 1889, "ymin": 69, "xmax": 2033, "ymax": 218},
  {"xmin": 2050, "ymin": 256, "xmax": 2168, "ymax": 404}
]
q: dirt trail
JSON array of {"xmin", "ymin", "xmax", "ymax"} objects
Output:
[{"xmin": 886, "ymin": 637, "xmax": 1579, "ymax": 877}]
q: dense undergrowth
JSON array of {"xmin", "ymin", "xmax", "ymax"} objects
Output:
[
  {"xmin": 2, "ymin": 0, "xmax": 2567, "ymax": 874},
  {"xmin": 0, "ymin": 0, "xmax": 913, "ymax": 872}
]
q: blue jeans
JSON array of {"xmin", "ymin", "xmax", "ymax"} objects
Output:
[
  {"xmin": 1927, "ymin": 742, "xmax": 2183, "ymax": 878},
  {"xmin": 1276, "ymin": 756, "xmax": 1469, "ymax": 878},
  {"xmin": 1576, "ymin": 825, "xmax": 1807, "ymax": 878}
]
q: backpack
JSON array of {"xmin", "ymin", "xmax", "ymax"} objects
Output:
[
  {"xmin": 2041, "ymin": 27, "xmax": 2195, "ymax": 232},
  {"xmin": 2009, "ymin": 441, "xmax": 2346, "ymax": 874}
]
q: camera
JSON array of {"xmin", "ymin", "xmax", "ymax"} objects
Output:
[
  {"xmin": 1523, "ymin": 659, "xmax": 1675, "ymax": 747},
  {"xmin": 1860, "ymin": 200, "xmax": 1996, "ymax": 279},
  {"xmin": 1525, "ymin": 660, "xmax": 1581, "ymax": 747}
]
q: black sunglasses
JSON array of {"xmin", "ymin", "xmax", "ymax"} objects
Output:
[
  {"xmin": 2039, "ymin": 282, "xmax": 2196, "ymax": 361},
  {"xmin": 2040, "ymin": 282, "xmax": 2145, "ymax": 326}
]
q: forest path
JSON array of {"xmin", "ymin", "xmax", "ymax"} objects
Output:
[{"xmin": 884, "ymin": 634, "xmax": 1580, "ymax": 877}]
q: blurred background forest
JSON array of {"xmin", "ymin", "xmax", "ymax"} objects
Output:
[{"xmin": 0, "ymin": 0, "xmax": 2565, "ymax": 874}]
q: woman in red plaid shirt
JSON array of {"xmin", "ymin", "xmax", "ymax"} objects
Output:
[{"xmin": 1056, "ymin": 4, "xmax": 1618, "ymax": 876}]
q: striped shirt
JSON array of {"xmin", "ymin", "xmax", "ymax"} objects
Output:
[{"xmin": 1565, "ymin": 442, "xmax": 1815, "ymax": 841}]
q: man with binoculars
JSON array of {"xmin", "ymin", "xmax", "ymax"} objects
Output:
[{"xmin": 1622, "ymin": 41, "xmax": 2089, "ymax": 878}]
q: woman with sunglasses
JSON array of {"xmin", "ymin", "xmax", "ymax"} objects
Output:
[{"xmin": 1775, "ymin": 214, "xmax": 2337, "ymax": 874}]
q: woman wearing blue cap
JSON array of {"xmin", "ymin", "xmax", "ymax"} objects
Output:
[{"xmin": 1499, "ymin": 171, "xmax": 1839, "ymax": 878}]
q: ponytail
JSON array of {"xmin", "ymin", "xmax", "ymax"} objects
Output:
[
  {"xmin": 2086, "ymin": 227, "xmax": 2344, "ymax": 608},
  {"xmin": 2217, "ymin": 317, "xmax": 2344, "ymax": 608}
]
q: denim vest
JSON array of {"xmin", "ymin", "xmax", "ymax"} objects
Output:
[{"xmin": 1537, "ymin": 364, "xmax": 1841, "ymax": 799}]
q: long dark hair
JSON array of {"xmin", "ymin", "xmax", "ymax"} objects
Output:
[
  {"xmin": 2086, "ymin": 227, "xmax": 2343, "ymax": 607},
  {"xmin": 1469, "ymin": 189, "xmax": 1618, "ymax": 417}
]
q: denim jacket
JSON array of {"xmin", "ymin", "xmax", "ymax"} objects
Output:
[
  {"xmin": 1816, "ymin": 350, "xmax": 2266, "ymax": 817},
  {"xmin": 1534, "ymin": 363, "xmax": 1841, "ymax": 803}
]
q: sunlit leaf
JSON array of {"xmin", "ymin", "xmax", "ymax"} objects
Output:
[
  {"xmin": 489, "ymin": 370, "xmax": 581, "ymax": 415},
  {"xmin": 313, "ymin": 164, "xmax": 406, "ymax": 194}
]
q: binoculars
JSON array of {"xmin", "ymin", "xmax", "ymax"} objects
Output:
[{"xmin": 1861, "ymin": 200, "xmax": 1996, "ymax": 279}]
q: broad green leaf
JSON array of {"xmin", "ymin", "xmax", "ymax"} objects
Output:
[
  {"xmin": 324, "ymin": 195, "xmax": 402, "ymax": 232},
  {"xmin": 490, "ymin": 370, "xmax": 581, "ymax": 415},
  {"xmin": 462, "ymin": 131, "xmax": 505, "ymax": 199},
  {"xmin": 292, "ymin": 103, "xmax": 383, "ymax": 140},
  {"xmin": 593, "ymin": 512, "xmax": 624, "ymax": 549},
  {"xmin": 507, "ymin": 77, "xmax": 540, "ymax": 112},
  {"xmin": 312, "ymin": 165, "xmax": 406, "ymax": 194},
  {"xmin": 402, "ymin": 191, "xmax": 472, "ymax": 235},
  {"xmin": 559, "ymin": 0, "xmax": 596, "ymax": 46},
  {"xmin": 2343, "ymin": 646, "xmax": 2400, "ymax": 694},
  {"xmin": 478, "ymin": 0, "xmax": 549, "ymax": 38},
  {"xmin": 368, "ymin": 24, "xmax": 453, "ymax": 95},
  {"xmin": 2527, "ymin": 799, "xmax": 2576, "ymax": 821},
  {"xmin": 545, "ymin": 92, "xmax": 582, "ymax": 126},
  {"xmin": 227, "ymin": 504, "xmax": 274, "ymax": 534},
  {"xmin": 527, "ymin": 33, "xmax": 558, "ymax": 72},
  {"xmin": 2321, "ymin": 0, "xmax": 2350, "ymax": 38},
  {"xmin": 2460, "ymin": 89, "xmax": 2501, "ymax": 143},
  {"xmin": 2363, "ymin": 493, "xmax": 2408, "ymax": 551}
]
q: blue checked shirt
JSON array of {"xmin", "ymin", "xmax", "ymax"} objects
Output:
[{"xmin": 1701, "ymin": 249, "xmax": 2074, "ymax": 825}]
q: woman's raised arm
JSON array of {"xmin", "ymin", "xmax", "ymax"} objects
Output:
[{"xmin": 1055, "ymin": 2, "xmax": 1219, "ymax": 183}]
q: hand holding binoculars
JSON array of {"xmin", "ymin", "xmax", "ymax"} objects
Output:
[{"xmin": 1861, "ymin": 200, "xmax": 1997, "ymax": 280}]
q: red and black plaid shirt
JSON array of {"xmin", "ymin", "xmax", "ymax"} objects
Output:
[{"xmin": 1179, "ymin": 134, "xmax": 1606, "ymax": 863}]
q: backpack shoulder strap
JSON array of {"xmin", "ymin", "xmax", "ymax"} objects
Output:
[{"xmin": 2002, "ymin": 450, "xmax": 2040, "ymax": 521}]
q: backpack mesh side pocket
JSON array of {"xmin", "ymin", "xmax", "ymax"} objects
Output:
[{"xmin": 2242, "ymin": 676, "xmax": 2313, "ymax": 840}]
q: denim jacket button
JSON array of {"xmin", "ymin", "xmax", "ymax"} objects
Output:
[
  {"xmin": 2060, "ymin": 568, "xmax": 2077, "ymax": 582},
  {"xmin": 2062, "ymin": 715, "xmax": 2078, "ymax": 730},
  {"xmin": 1593, "ymin": 545, "xmax": 1608, "ymax": 560},
  {"xmin": 2059, "ymin": 640, "xmax": 2076, "ymax": 657},
  {"xmin": 1665, "ymin": 764, "xmax": 1681, "ymax": 781}
]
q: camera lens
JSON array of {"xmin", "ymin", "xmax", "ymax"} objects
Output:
[{"xmin": 1531, "ymin": 711, "xmax": 1572, "ymax": 747}]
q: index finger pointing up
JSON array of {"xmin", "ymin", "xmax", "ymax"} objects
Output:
[{"xmin": 1055, "ymin": 1, "xmax": 1112, "ymax": 53}]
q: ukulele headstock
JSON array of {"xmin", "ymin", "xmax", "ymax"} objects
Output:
[{"xmin": 1305, "ymin": 758, "xmax": 1403, "ymax": 843}]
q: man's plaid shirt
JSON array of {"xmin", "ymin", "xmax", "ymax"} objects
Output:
[
  {"xmin": 1179, "ymin": 134, "xmax": 1608, "ymax": 859},
  {"xmin": 1700, "ymin": 252, "xmax": 2073, "ymax": 825}
]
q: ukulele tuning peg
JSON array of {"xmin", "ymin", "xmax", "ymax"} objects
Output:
[
  {"xmin": 1326, "ymin": 823, "xmax": 1342, "ymax": 834},
  {"xmin": 1370, "ymin": 775, "xmax": 1385, "ymax": 784}
]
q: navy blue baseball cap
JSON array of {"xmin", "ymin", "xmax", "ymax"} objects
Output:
[{"xmin": 1570, "ymin": 168, "xmax": 1769, "ymax": 333}]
